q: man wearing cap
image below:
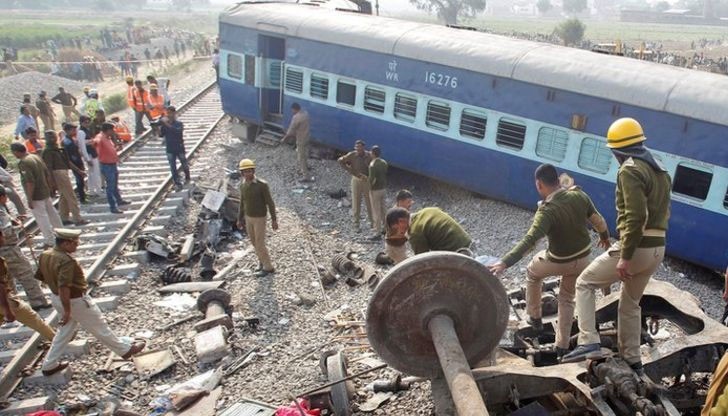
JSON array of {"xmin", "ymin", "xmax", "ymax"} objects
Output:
[
  {"xmin": 93, "ymin": 123, "xmax": 128, "ymax": 214},
  {"xmin": 145, "ymin": 84, "xmax": 166, "ymax": 136},
  {"xmin": 80, "ymin": 89, "xmax": 103, "ymax": 119},
  {"xmin": 0, "ymin": 229, "xmax": 54, "ymax": 340},
  {"xmin": 11, "ymin": 142, "xmax": 63, "ymax": 247},
  {"xmin": 14, "ymin": 106, "xmax": 37, "ymax": 141},
  {"xmin": 38, "ymin": 228, "xmax": 145, "ymax": 375},
  {"xmin": 338, "ymin": 140, "xmax": 373, "ymax": 231},
  {"xmin": 42, "ymin": 130, "xmax": 88, "ymax": 226},
  {"xmin": 51, "ymin": 87, "xmax": 80, "ymax": 123},
  {"xmin": 131, "ymin": 80, "xmax": 151, "ymax": 135},
  {"xmin": 0, "ymin": 185, "xmax": 50, "ymax": 310},
  {"xmin": 281, "ymin": 103, "xmax": 312, "ymax": 182},
  {"xmin": 488, "ymin": 164, "xmax": 610, "ymax": 355},
  {"xmin": 147, "ymin": 75, "xmax": 170, "ymax": 106},
  {"xmin": 160, "ymin": 106, "xmax": 190, "ymax": 189},
  {"xmin": 36, "ymin": 91, "xmax": 56, "ymax": 131},
  {"xmin": 237, "ymin": 159, "xmax": 277, "ymax": 277},
  {"xmin": 563, "ymin": 118, "xmax": 671, "ymax": 373},
  {"xmin": 368, "ymin": 145, "xmax": 388, "ymax": 238}
]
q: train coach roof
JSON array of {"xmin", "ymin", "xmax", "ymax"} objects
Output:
[{"xmin": 221, "ymin": 3, "xmax": 728, "ymax": 127}]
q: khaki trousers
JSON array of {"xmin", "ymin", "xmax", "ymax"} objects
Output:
[
  {"xmin": 575, "ymin": 244, "xmax": 665, "ymax": 364},
  {"xmin": 370, "ymin": 189, "xmax": 386, "ymax": 233},
  {"xmin": 0, "ymin": 246, "xmax": 46, "ymax": 308},
  {"xmin": 0, "ymin": 296, "xmax": 54, "ymax": 341},
  {"xmin": 52, "ymin": 170, "xmax": 81, "ymax": 222},
  {"xmin": 296, "ymin": 139, "xmax": 309, "ymax": 178},
  {"xmin": 39, "ymin": 114, "xmax": 55, "ymax": 131},
  {"xmin": 43, "ymin": 294, "xmax": 132, "ymax": 371},
  {"xmin": 245, "ymin": 215, "xmax": 273, "ymax": 271},
  {"xmin": 29, "ymin": 198, "xmax": 63, "ymax": 246},
  {"xmin": 351, "ymin": 177, "xmax": 372, "ymax": 227},
  {"xmin": 62, "ymin": 105, "xmax": 80, "ymax": 122},
  {"xmin": 526, "ymin": 250, "xmax": 591, "ymax": 348}
]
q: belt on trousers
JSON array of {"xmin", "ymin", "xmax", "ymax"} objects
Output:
[{"xmin": 642, "ymin": 229, "xmax": 666, "ymax": 237}]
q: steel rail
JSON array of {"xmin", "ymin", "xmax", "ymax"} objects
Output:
[{"xmin": 0, "ymin": 80, "xmax": 220, "ymax": 399}]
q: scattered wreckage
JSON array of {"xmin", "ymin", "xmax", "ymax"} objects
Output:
[{"xmin": 366, "ymin": 252, "xmax": 728, "ymax": 415}]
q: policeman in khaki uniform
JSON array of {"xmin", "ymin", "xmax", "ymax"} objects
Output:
[
  {"xmin": 0, "ymin": 185, "xmax": 50, "ymax": 310},
  {"xmin": 0, "ymin": 231, "xmax": 55, "ymax": 341},
  {"xmin": 489, "ymin": 164, "xmax": 609, "ymax": 355},
  {"xmin": 38, "ymin": 228, "xmax": 145, "ymax": 376},
  {"xmin": 386, "ymin": 206, "xmax": 472, "ymax": 261},
  {"xmin": 338, "ymin": 140, "xmax": 373, "ymax": 231},
  {"xmin": 236, "ymin": 159, "xmax": 278, "ymax": 277},
  {"xmin": 563, "ymin": 118, "xmax": 671, "ymax": 373}
]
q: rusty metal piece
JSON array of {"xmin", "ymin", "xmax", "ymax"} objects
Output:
[
  {"xmin": 194, "ymin": 288, "xmax": 233, "ymax": 332},
  {"xmin": 326, "ymin": 350, "xmax": 353, "ymax": 416},
  {"xmin": 161, "ymin": 265, "xmax": 192, "ymax": 285},
  {"xmin": 375, "ymin": 251, "xmax": 394, "ymax": 265},
  {"xmin": 199, "ymin": 249, "xmax": 217, "ymax": 280},
  {"xmin": 331, "ymin": 254, "xmax": 355, "ymax": 274},
  {"xmin": 367, "ymin": 252, "xmax": 509, "ymax": 378},
  {"xmin": 372, "ymin": 374, "xmax": 411, "ymax": 393},
  {"xmin": 590, "ymin": 357, "xmax": 666, "ymax": 416}
]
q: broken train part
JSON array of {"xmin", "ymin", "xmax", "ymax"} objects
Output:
[
  {"xmin": 161, "ymin": 265, "xmax": 193, "ymax": 285},
  {"xmin": 194, "ymin": 288, "xmax": 233, "ymax": 332}
]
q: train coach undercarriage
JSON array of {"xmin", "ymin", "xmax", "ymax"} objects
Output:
[{"xmin": 366, "ymin": 253, "xmax": 728, "ymax": 416}]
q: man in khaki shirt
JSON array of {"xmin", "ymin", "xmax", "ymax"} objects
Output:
[
  {"xmin": 38, "ymin": 228, "xmax": 145, "ymax": 376},
  {"xmin": 281, "ymin": 103, "xmax": 312, "ymax": 182},
  {"xmin": 338, "ymin": 140, "xmax": 373, "ymax": 231}
]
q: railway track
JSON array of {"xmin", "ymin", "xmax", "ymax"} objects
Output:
[{"xmin": 0, "ymin": 80, "xmax": 222, "ymax": 413}]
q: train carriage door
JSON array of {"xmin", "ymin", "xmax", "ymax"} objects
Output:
[{"xmin": 258, "ymin": 35, "xmax": 285, "ymax": 127}]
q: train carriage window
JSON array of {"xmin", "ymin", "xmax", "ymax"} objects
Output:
[
  {"xmin": 268, "ymin": 61, "xmax": 282, "ymax": 88},
  {"xmin": 364, "ymin": 87, "xmax": 386, "ymax": 114},
  {"xmin": 459, "ymin": 109, "xmax": 487, "ymax": 140},
  {"xmin": 310, "ymin": 74, "xmax": 329, "ymax": 100},
  {"xmin": 394, "ymin": 93, "xmax": 417, "ymax": 122},
  {"xmin": 426, "ymin": 101, "xmax": 451, "ymax": 131},
  {"xmin": 673, "ymin": 164, "xmax": 712, "ymax": 201},
  {"xmin": 227, "ymin": 54, "xmax": 242, "ymax": 80},
  {"xmin": 536, "ymin": 127, "xmax": 568, "ymax": 162},
  {"xmin": 244, "ymin": 55, "xmax": 255, "ymax": 85},
  {"xmin": 578, "ymin": 137, "xmax": 612, "ymax": 174},
  {"xmin": 285, "ymin": 68, "xmax": 303, "ymax": 94},
  {"xmin": 337, "ymin": 81, "xmax": 356, "ymax": 106},
  {"xmin": 496, "ymin": 118, "xmax": 526, "ymax": 150}
]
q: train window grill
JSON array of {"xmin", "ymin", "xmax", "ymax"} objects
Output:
[
  {"xmin": 459, "ymin": 109, "xmax": 487, "ymax": 140},
  {"xmin": 578, "ymin": 137, "xmax": 612, "ymax": 174},
  {"xmin": 227, "ymin": 54, "xmax": 242, "ymax": 80},
  {"xmin": 673, "ymin": 164, "xmax": 712, "ymax": 201},
  {"xmin": 496, "ymin": 119, "xmax": 526, "ymax": 150},
  {"xmin": 336, "ymin": 81, "xmax": 356, "ymax": 106},
  {"xmin": 268, "ymin": 61, "xmax": 281, "ymax": 88},
  {"xmin": 310, "ymin": 74, "xmax": 329, "ymax": 100},
  {"xmin": 285, "ymin": 68, "xmax": 303, "ymax": 94},
  {"xmin": 536, "ymin": 127, "xmax": 568, "ymax": 162},
  {"xmin": 425, "ymin": 101, "xmax": 451, "ymax": 131},
  {"xmin": 244, "ymin": 55, "xmax": 255, "ymax": 85},
  {"xmin": 364, "ymin": 87, "xmax": 386, "ymax": 114},
  {"xmin": 394, "ymin": 93, "xmax": 417, "ymax": 122}
]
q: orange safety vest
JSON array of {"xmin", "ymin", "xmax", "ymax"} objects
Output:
[
  {"xmin": 146, "ymin": 93, "xmax": 166, "ymax": 119},
  {"xmin": 132, "ymin": 87, "xmax": 148, "ymax": 112},
  {"xmin": 25, "ymin": 138, "xmax": 45, "ymax": 154},
  {"xmin": 113, "ymin": 121, "xmax": 132, "ymax": 142},
  {"xmin": 126, "ymin": 85, "xmax": 135, "ymax": 108}
]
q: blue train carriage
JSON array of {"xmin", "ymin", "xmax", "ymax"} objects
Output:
[{"xmin": 219, "ymin": 3, "xmax": 728, "ymax": 272}]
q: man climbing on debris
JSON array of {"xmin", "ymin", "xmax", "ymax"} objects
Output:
[
  {"xmin": 0, "ymin": 185, "xmax": 51, "ymax": 311},
  {"xmin": 338, "ymin": 140, "xmax": 373, "ymax": 232},
  {"xmin": 38, "ymin": 228, "xmax": 146, "ymax": 376},
  {"xmin": 488, "ymin": 163, "xmax": 610, "ymax": 356},
  {"xmin": 385, "ymin": 206, "xmax": 472, "ymax": 260},
  {"xmin": 281, "ymin": 102, "xmax": 312, "ymax": 182},
  {"xmin": 237, "ymin": 159, "xmax": 277, "ymax": 277},
  {"xmin": 563, "ymin": 118, "xmax": 671, "ymax": 374},
  {"xmin": 160, "ymin": 106, "xmax": 190, "ymax": 189},
  {"xmin": 0, "ymin": 229, "xmax": 55, "ymax": 340}
]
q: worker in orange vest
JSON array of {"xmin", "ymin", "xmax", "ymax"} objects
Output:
[
  {"xmin": 110, "ymin": 116, "xmax": 132, "ymax": 143},
  {"xmin": 146, "ymin": 84, "xmax": 166, "ymax": 137},
  {"xmin": 125, "ymin": 76, "xmax": 135, "ymax": 109},
  {"xmin": 131, "ymin": 80, "xmax": 151, "ymax": 136}
]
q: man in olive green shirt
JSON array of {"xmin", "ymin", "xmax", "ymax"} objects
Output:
[
  {"xmin": 564, "ymin": 118, "xmax": 671, "ymax": 372},
  {"xmin": 386, "ymin": 206, "xmax": 472, "ymax": 259},
  {"xmin": 236, "ymin": 159, "xmax": 278, "ymax": 277},
  {"xmin": 489, "ymin": 164, "xmax": 609, "ymax": 352},
  {"xmin": 39, "ymin": 228, "xmax": 145, "ymax": 376},
  {"xmin": 41, "ymin": 129, "xmax": 87, "ymax": 226},
  {"xmin": 338, "ymin": 140, "xmax": 373, "ymax": 231},
  {"xmin": 368, "ymin": 145, "xmax": 388, "ymax": 238}
]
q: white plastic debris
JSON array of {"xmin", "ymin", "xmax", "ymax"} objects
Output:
[{"xmin": 153, "ymin": 293, "xmax": 197, "ymax": 312}]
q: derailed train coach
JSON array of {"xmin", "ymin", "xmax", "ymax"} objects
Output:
[{"xmin": 218, "ymin": 2, "xmax": 728, "ymax": 272}]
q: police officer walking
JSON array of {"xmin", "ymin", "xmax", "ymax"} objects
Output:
[
  {"xmin": 236, "ymin": 159, "xmax": 278, "ymax": 277},
  {"xmin": 488, "ymin": 164, "xmax": 610, "ymax": 355},
  {"xmin": 0, "ymin": 185, "xmax": 50, "ymax": 310},
  {"xmin": 562, "ymin": 118, "xmax": 671, "ymax": 373},
  {"xmin": 281, "ymin": 103, "xmax": 312, "ymax": 182},
  {"xmin": 338, "ymin": 140, "xmax": 373, "ymax": 231},
  {"xmin": 38, "ymin": 228, "xmax": 146, "ymax": 376}
]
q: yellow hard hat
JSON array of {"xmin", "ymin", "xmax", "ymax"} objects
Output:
[
  {"xmin": 149, "ymin": 83, "xmax": 158, "ymax": 90},
  {"xmin": 125, "ymin": 75, "xmax": 133, "ymax": 82},
  {"xmin": 238, "ymin": 159, "xmax": 255, "ymax": 170},
  {"xmin": 606, "ymin": 118, "xmax": 646, "ymax": 149},
  {"xmin": 83, "ymin": 86, "xmax": 90, "ymax": 92}
]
